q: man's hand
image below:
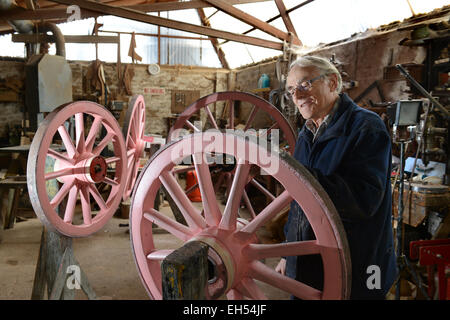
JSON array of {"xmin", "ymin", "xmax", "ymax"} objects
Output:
[{"xmin": 275, "ymin": 258, "xmax": 286, "ymax": 275}]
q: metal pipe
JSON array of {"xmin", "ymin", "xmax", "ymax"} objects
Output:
[
  {"xmin": 36, "ymin": 22, "xmax": 66, "ymax": 58},
  {"xmin": 0, "ymin": 0, "xmax": 34, "ymax": 33}
]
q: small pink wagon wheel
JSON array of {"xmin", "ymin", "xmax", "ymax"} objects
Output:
[
  {"xmin": 130, "ymin": 132, "xmax": 351, "ymax": 300},
  {"xmin": 122, "ymin": 95, "xmax": 146, "ymax": 201},
  {"xmin": 27, "ymin": 101, "xmax": 127, "ymax": 237}
]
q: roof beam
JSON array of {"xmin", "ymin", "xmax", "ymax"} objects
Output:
[
  {"xmin": 202, "ymin": 0, "xmax": 299, "ymax": 45},
  {"xmin": 274, "ymin": 0, "xmax": 299, "ymax": 41},
  {"xmin": 46, "ymin": 0, "xmax": 283, "ymax": 50},
  {"xmin": 220, "ymin": 0, "xmax": 313, "ymax": 46},
  {"xmin": 197, "ymin": 8, "xmax": 229, "ymax": 69}
]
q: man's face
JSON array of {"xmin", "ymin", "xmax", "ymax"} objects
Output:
[{"xmin": 286, "ymin": 65, "xmax": 337, "ymax": 123}]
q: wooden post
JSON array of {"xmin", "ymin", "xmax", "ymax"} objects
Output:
[
  {"xmin": 31, "ymin": 228, "xmax": 98, "ymax": 300},
  {"xmin": 31, "ymin": 156, "xmax": 96, "ymax": 300},
  {"xmin": 161, "ymin": 241, "xmax": 209, "ymax": 300}
]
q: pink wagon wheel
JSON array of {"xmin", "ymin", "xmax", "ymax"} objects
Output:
[
  {"xmin": 122, "ymin": 95, "xmax": 146, "ymax": 201},
  {"xmin": 168, "ymin": 91, "xmax": 297, "ymax": 219},
  {"xmin": 27, "ymin": 101, "xmax": 127, "ymax": 237},
  {"xmin": 130, "ymin": 132, "xmax": 351, "ymax": 300}
]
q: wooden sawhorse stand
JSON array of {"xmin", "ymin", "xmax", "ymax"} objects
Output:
[{"xmin": 31, "ymin": 228, "xmax": 97, "ymax": 300}]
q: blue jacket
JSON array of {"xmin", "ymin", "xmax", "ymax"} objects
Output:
[{"xmin": 284, "ymin": 93, "xmax": 397, "ymax": 299}]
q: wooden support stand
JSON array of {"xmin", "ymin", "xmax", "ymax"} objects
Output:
[
  {"xmin": 161, "ymin": 241, "xmax": 209, "ymax": 300},
  {"xmin": 31, "ymin": 228, "xmax": 97, "ymax": 300}
]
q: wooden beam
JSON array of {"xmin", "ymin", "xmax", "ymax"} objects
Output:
[
  {"xmin": 0, "ymin": 0, "xmax": 272, "ymax": 21},
  {"xmin": 127, "ymin": 0, "xmax": 272, "ymax": 12},
  {"xmin": 12, "ymin": 33, "xmax": 120, "ymax": 43},
  {"xmin": 220, "ymin": 0, "xmax": 314, "ymax": 46},
  {"xmin": 202, "ymin": 0, "xmax": 297, "ymax": 44},
  {"xmin": 0, "ymin": 7, "xmax": 99, "ymax": 21},
  {"xmin": 48, "ymin": 0, "xmax": 283, "ymax": 50},
  {"xmin": 274, "ymin": 0, "xmax": 299, "ymax": 40},
  {"xmin": 197, "ymin": 8, "xmax": 229, "ymax": 69}
]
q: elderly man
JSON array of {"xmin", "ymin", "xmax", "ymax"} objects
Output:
[{"xmin": 275, "ymin": 56, "xmax": 397, "ymax": 299}]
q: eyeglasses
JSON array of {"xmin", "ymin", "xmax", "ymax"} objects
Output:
[{"xmin": 285, "ymin": 74, "xmax": 327, "ymax": 100}]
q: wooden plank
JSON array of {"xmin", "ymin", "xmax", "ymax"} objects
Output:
[
  {"xmin": 161, "ymin": 241, "xmax": 209, "ymax": 300},
  {"xmin": 49, "ymin": 0, "xmax": 283, "ymax": 50},
  {"xmin": 12, "ymin": 34, "xmax": 120, "ymax": 44},
  {"xmin": 197, "ymin": 8, "xmax": 229, "ymax": 69},
  {"xmin": 202, "ymin": 0, "xmax": 293, "ymax": 43},
  {"xmin": 220, "ymin": 0, "xmax": 314, "ymax": 46},
  {"xmin": 274, "ymin": 0, "xmax": 299, "ymax": 40},
  {"xmin": 0, "ymin": 0, "xmax": 271, "ymax": 21}
]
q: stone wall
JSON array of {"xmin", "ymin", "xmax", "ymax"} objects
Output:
[
  {"xmin": 0, "ymin": 60, "xmax": 230, "ymax": 142},
  {"xmin": 0, "ymin": 61, "xmax": 25, "ymax": 141}
]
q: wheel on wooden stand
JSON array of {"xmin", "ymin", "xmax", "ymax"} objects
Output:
[
  {"xmin": 130, "ymin": 131, "xmax": 351, "ymax": 300},
  {"xmin": 27, "ymin": 101, "xmax": 127, "ymax": 237}
]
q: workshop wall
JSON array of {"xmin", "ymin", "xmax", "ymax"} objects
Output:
[
  {"xmin": 0, "ymin": 61, "xmax": 25, "ymax": 143},
  {"xmin": 0, "ymin": 60, "xmax": 230, "ymax": 143},
  {"xmin": 69, "ymin": 61, "xmax": 230, "ymax": 136}
]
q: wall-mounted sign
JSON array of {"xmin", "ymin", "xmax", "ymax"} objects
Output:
[{"xmin": 144, "ymin": 87, "xmax": 166, "ymax": 95}]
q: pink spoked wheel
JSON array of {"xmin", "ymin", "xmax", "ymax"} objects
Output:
[
  {"xmin": 130, "ymin": 132, "xmax": 351, "ymax": 300},
  {"xmin": 27, "ymin": 101, "xmax": 127, "ymax": 237},
  {"xmin": 122, "ymin": 95, "xmax": 146, "ymax": 201},
  {"xmin": 168, "ymin": 91, "xmax": 297, "ymax": 219}
]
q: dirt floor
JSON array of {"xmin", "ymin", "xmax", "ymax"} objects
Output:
[{"xmin": 0, "ymin": 199, "xmax": 289, "ymax": 300}]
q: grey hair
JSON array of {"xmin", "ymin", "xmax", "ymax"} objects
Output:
[{"xmin": 289, "ymin": 56, "xmax": 342, "ymax": 93}]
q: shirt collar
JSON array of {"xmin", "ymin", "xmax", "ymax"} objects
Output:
[{"xmin": 305, "ymin": 96, "xmax": 340, "ymax": 139}]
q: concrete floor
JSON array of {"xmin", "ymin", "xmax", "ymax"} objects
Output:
[{"xmin": 0, "ymin": 199, "xmax": 289, "ymax": 300}]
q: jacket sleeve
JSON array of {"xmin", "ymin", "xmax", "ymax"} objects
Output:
[{"xmin": 306, "ymin": 126, "xmax": 392, "ymax": 222}]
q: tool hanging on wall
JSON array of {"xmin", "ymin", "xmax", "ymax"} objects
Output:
[{"xmin": 128, "ymin": 32, "xmax": 142, "ymax": 64}]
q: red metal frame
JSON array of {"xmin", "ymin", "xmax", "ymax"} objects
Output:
[{"xmin": 409, "ymin": 239, "xmax": 450, "ymax": 300}]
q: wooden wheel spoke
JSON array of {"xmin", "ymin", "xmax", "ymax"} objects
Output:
[
  {"xmin": 75, "ymin": 113, "xmax": 86, "ymax": 154},
  {"xmin": 85, "ymin": 116, "xmax": 103, "ymax": 152},
  {"xmin": 186, "ymin": 120, "xmax": 201, "ymax": 132},
  {"xmin": 250, "ymin": 178, "xmax": 275, "ymax": 201},
  {"xmin": 205, "ymin": 105, "xmax": 219, "ymax": 130},
  {"xmin": 236, "ymin": 278, "xmax": 268, "ymax": 300},
  {"xmin": 242, "ymin": 190, "xmax": 256, "ymax": 219},
  {"xmin": 219, "ymin": 160, "xmax": 251, "ymax": 230},
  {"xmin": 92, "ymin": 131, "xmax": 115, "ymax": 157},
  {"xmin": 79, "ymin": 185, "xmax": 92, "ymax": 225},
  {"xmin": 47, "ymin": 148, "xmax": 73, "ymax": 165},
  {"xmin": 243, "ymin": 105, "xmax": 259, "ymax": 131},
  {"xmin": 243, "ymin": 241, "xmax": 321, "ymax": 260},
  {"xmin": 159, "ymin": 171, "xmax": 206, "ymax": 231},
  {"xmin": 193, "ymin": 153, "xmax": 222, "ymax": 226},
  {"xmin": 88, "ymin": 185, "xmax": 108, "ymax": 211},
  {"xmin": 105, "ymin": 156, "xmax": 121, "ymax": 164},
  {"xmin": 45, "ymin": 167, "xmax": 74, "ymax": 181},
  {"xmin": 57, "ymin": 125, "xmax": 77, "ymax": 159},
  {"xmin": 104, "ymin": 177, "xmax": 119, "ymax": 186},
  {"xmin": 144, "ymin": 209, "xmax": 193, "ymax": 241},
  {"xmin": 228, "ymin": 100, "xmax": 234, "ymax": 129},
  {"xmin": 49, "ymin": 180, "xmax": 75, "ymax": 209},
  {"xmin": 239, "ymin": 190, "xmax": 291, "ymax": 236},
  {"xmin": 63, "ymin": 185, "xmax": 79, "ymax": 223},
  {"xmin": 248, "ymin": 261, "xmax": 322, "ymax": 300}
]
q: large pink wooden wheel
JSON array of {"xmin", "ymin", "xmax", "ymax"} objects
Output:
[
  {"xmin": 130, "ymin": 132, "xmax": 351, "ymax": 300},
  {"xmin": 168, "ymin": 91, "xmax": 297, "ymax": 218},
  {"xmin": 122, "ymin": 95, "xmax": 146, "ymax": 201},
  {"xmin": 27, "ymin": 101, "xmax": 127, "ymax": 237}
]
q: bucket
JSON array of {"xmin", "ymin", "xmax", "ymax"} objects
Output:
[{"xmin": 186, "ymin": 170, "xmax": 202, "ymax": 202}]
